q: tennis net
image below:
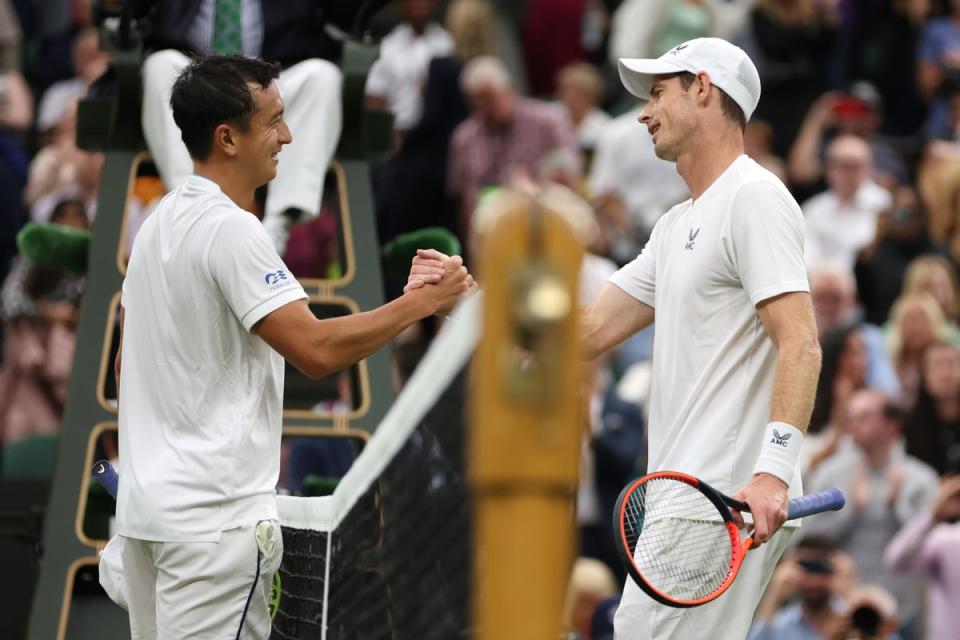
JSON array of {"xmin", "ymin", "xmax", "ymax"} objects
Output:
[{"xmin": 271, "ymin": 294, "xmax": 481, "ymax": 640}]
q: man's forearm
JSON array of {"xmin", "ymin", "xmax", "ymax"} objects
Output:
[
  {"xmin": 768, "ymin": 337, "xmax": 821, "ymax": 432},
  {"xmin": 305, "ymin": 294, "xmax": 430, "ymax": 379}
]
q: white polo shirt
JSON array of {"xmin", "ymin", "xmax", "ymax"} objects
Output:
[
  {"xmin": 365, "ymin": 22, "xmax": 454, "ymax": 130},
  {"xmin": 609, "ymin": 155, "xmax": 809, "ymax": 504},
  {"xmin": 117, "ymin": 175, "xmax": 307, "ymax": 542}
]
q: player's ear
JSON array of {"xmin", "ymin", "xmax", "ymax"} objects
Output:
[
  {"xmin": 213, "ymin": 123, "xmax": 239, "ymax": 158},
  {"xmin": 695, "ymin": 72, "xmax": 712, "ymax": 107}
]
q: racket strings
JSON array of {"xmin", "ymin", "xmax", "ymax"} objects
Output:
[{"xmin": 622, "ymin": 479, "xmax": 735, "ymax": 601}]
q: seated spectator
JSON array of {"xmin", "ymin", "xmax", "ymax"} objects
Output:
[
  {"xmin": 364, "ymin": 0, "xmax": 454, "ymax": 134},
  {"xmin": 24, "ymin": 98, "xmax": 102, "ymax": 223},
  {"xmin": 587, "ymin": 106, "xmax": 689, "ymax": 253},
  {"xmin": 884, "ymin": 474, "xmax": 960, "ymax": 640},
  {"xmin": 373, "ymin": 0, "xmax": 492, "ymax": 250},
  {"xmin": 803, "ymin": 389, "xmax": 940, "ymax": 631},
  {"xmin": 552, "ymin": 62, "xmax": 611, "ymax": 154},
  {"xmin": 137, "ymin": 0, "xmax": 345, "ymax": 253},
  {"xmin": 748, "ymin": 536, "xmax": 856, "ymax": 640},
  {"xmin": 563, "ymin": 557, "xmax": 618, "ymax": 640},
  {"xmin": 802, "ymin": 135, "xmax": 892, "ymax": 271},
  {"xmin": 855, "ymin": 185, "xmax": 951, "ymax": 326},
  {"xmin": 35, "ymin": 27, "xmax": 109, "ymax": 135},
  {"xmin": 886, "ymin": 292, "xmax": 946, "ymax": 407},
  {"xmin": 0, "ymin": 199, "xmax": 88, "ymax": 444},
  {"xmin": 806, "ymin": 323, "xmax": 868, "ymax": 473},
  {"xmin": 809, "ymin": 263, "xmax": 900, "ymax": 396},
  {"xmin": 787, "ymin": 82, "xmax": 906, "ymax": 196},
  {"xmin": 901, "ymin": 254, "xmax": 960, "ymax": 350},
  {"xmin": 447, "ymin": 56, "xmax": 575, "ymax": 242},
  {"xmin": 904, "ymin": 341, "xmax": 960, "ymax": 475}
]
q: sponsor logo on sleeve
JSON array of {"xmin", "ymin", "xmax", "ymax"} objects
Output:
[{"xmin": 265, "ymin": 269, "xmax": 292, "ymax": 291}]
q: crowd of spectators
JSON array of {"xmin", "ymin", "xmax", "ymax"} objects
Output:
[{"xmin": 1, "ymin": 0, "xmax": 960, "ymax": 639}]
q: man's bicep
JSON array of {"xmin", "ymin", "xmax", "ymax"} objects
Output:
[
  {"xmin": 756, "ymin": 291, "xmax": 817, "ymax": 348},
  {"xmin": 581, "ymin": 283, "xmax": 654, "ymax": 360},
  {"xmin": 252, "ymin": 299, "xmax": 321, "ymax": 374}
]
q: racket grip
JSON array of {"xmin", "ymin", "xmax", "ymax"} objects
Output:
[
  {"xmin": 787, "ymin": 487, "xmax": 845, "ymax": 519},
  {"xmin": 91, "ymin": 459, "xmax": 119, "ymax": 500}
]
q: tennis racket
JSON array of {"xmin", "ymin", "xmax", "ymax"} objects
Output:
[
  {"xmin": 91, "ymin": 459, "xmax": 119, "ymax": 499},
  {"xmin": 614, "ymin": 471, "xmax": 845, "ymax": 607}
]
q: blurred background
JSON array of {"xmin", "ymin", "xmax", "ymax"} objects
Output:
[{"xmin": 1, "ymin": 0, "xmax": 960, "ymax": 639}]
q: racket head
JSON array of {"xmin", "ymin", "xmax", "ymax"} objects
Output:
[{"xmin": 613, "ymin": 471, "xmax": 748, "ymax": 607}]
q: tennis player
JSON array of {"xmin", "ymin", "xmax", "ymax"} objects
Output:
[
  {"xmin": 115, "ymin": 55, "xmax": 470, "ymax": 639},
  {"xmin": 582, "ymin": 38, "xmax": 821, "ymax": 639},
  {"xmin": 407, "ymin": 37, "xmax": 821, "ymax": 640}
]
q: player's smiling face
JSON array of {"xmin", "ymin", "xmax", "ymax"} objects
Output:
[
  {"xmin": 639, "ymin": 74, "xmax": 697, "ymax": 162},
  {"xmin": 235, "ymin": 80, "xmax": 292, "ymax": 187}
]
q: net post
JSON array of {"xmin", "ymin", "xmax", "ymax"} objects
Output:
[{"xmin": 470, "ymin": 188, "xmax": 586, "ymax": 639}]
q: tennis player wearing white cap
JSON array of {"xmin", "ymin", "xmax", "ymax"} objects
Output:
[{"xmin": 579, "ymin": 38, "xmax": 823, "ymax": 639}]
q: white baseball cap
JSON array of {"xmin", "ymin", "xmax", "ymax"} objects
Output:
[{"xmin": 618, "ymin": 38, "xmax": 761, "ymax": 121}]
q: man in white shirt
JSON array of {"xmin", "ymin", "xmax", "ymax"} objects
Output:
[
  {"xmin": 802, "ymin": 135, "xmax": 893, "ymax": 270},
  {"xmin": 115, "ymin": 55, "xmax": 470, "ymax": 640},
  {"xmin": 408, "ymin": 37, "xmax": 821, "ymax": 640},
  {"xmin": 588, "ymin": 106, "xmax": 690, "ymax": 239},
  {"xmin": 364, "ymin": 0, "xmax": 454, "ymax": 132},
  {"xmin": 583, "ymin": 39, "xmax": 821, "ymax": 639}
]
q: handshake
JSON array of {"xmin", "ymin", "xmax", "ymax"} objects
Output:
[{"xmin": 404, "ymin": 248, "xmax": 478, "ymax": 317}]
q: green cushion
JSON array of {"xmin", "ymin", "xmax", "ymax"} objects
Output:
[
  {"xmin": 16, "ymin": 223, "xmax": 91, "ymax": 274},
  {"xmin": 382, "ymin": 227, "xmax": 462, "ymax": 279},
  {"xmin": 301, "ymin": 475, "xmax": 339, "ymax": 497}
]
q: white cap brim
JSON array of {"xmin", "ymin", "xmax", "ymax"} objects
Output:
[{"xmin": 618, "ymin": 58, "xmax": 687, "ymax": 100}]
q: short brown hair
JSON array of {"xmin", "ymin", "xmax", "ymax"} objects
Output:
[{"xmin": 676, "ymin": 72, "xmax": 746, "ymax": 131}]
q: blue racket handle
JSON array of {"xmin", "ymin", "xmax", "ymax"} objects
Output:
[
  {"xmin": 91, "ymin": 459, "xmax": 118, "ymax": 499},
  {"xmin": 787, "ymin": 487, "xmax": 845, "ymax": 519}
]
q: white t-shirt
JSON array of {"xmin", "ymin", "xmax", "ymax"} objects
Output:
[
  {"xmin": 609, "ymin": 155, "xmax": 809, "ymax": 504},
  {"xmin": 117, "ymin": 175, "xmax": 307, "ymax": 542},
  {"xmin": 802, "ymin": 180, "xmax": 892, "ymax": 270},
  {"xmin": 365, "ymin": 22, "xmax": 454, "ymax": 131},
  {"xmin": 588, "ymin": 108, "xmax": 689, "ymax": 235}
]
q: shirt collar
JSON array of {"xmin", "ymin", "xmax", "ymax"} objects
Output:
[{"xmin": 186, "ymin": 174, "xmax": 223, "ymax": 194}]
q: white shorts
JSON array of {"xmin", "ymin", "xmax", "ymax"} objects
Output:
[
  {"xmin": 118, "ymin": 521, "xmax": 283, "ymax": 640},
  {"xmin": 613, "ymin": 527, "xmax": 795, "ymax": 640}
]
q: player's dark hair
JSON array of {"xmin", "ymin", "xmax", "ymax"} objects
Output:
[
  {"xmin": 170, "ymin": 55, "xmax": 281, "ymax": 160},
  {"xmin": 676, "ymin": 72, "xmax": 746, "ymax": 131}
]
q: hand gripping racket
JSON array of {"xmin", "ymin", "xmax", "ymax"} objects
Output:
[{"xmin": 614, "ymin": 471, "xmax": 845, "ymax": 607}]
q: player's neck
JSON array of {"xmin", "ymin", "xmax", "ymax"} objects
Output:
[
  {"xmin": 193, "ymin": 162, "xmax": 257, "ymax": 212},
  {"xmin": 676, "ymin": 132, "xmax": 744, "ymax": 201}
]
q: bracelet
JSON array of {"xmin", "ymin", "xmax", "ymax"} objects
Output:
[{"xmin": 752, "ymin": 422, "xmax": 804, "ymax": 486}]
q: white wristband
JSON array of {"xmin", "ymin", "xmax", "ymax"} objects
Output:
[{"xmin": 752, "ymin": 422, "xmax": 804, "ymax": 486}]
